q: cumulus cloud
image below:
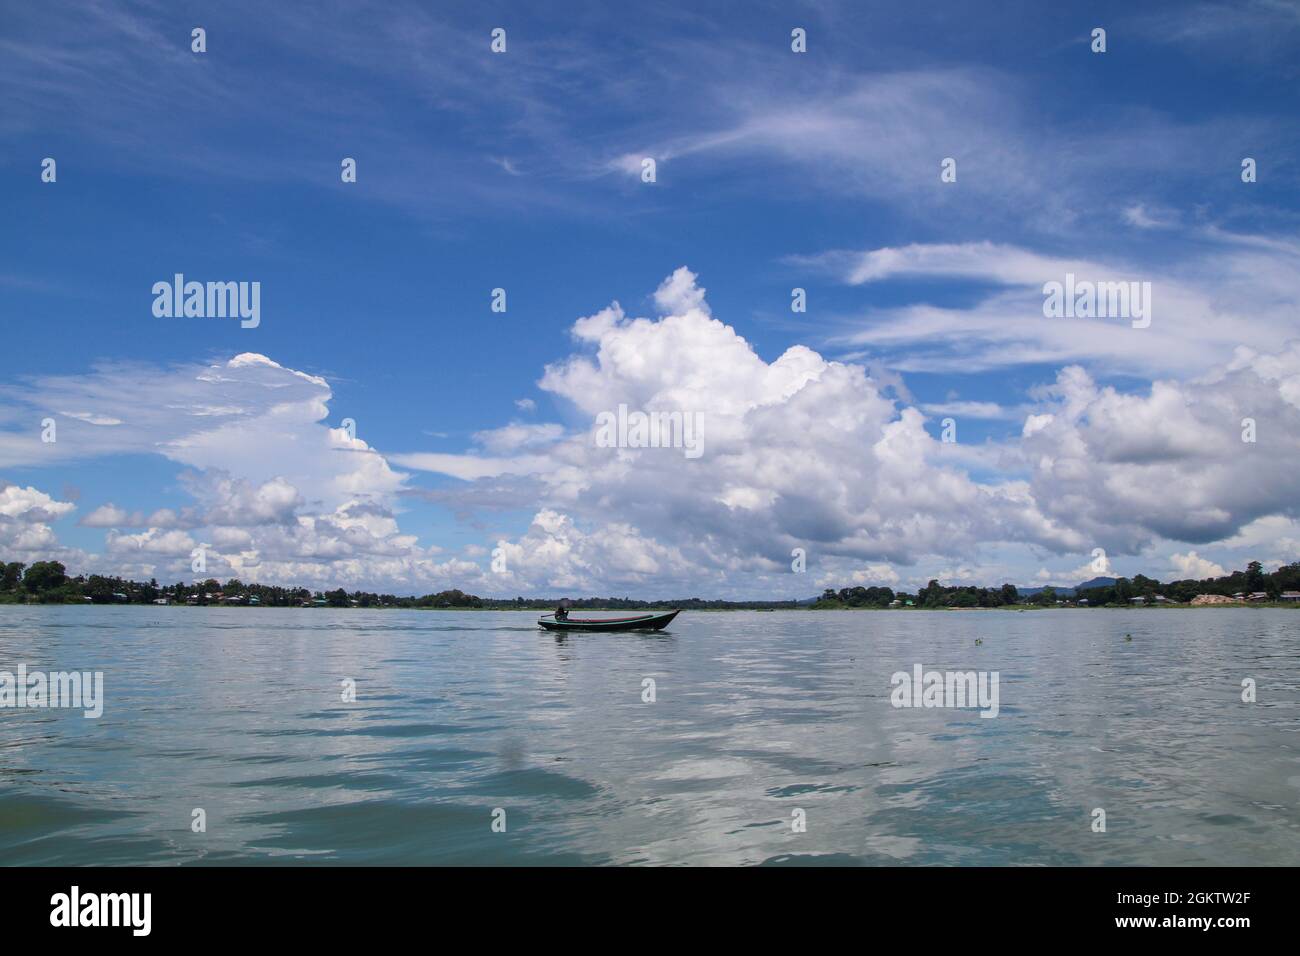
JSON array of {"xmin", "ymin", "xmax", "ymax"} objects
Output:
[
  {"xmin": 5, "ymin": 272, "xmax": 1300, "ymax": 596},
  {"xmin": 106, "ymin": 528, "xmax": 197, "ymax": 557},
  {"xmin": 1020, "ymin": 345, "xmax": 1300, "ymax": 550},
  {"xmin": 488, "ymin": 510, "xmax": 696, "ymax": 592},
  {"xmin": 0, "ymin": 483, "xmax": 76, "ymax": 523},
  {"xmin": 1169, "ymin": 551, "xmax": 1228, "ymax": 580},
  {"xmin": 397, "ymin": 268, "xmax": 1300, "ymax": 593},
  {"xmin": 183, "ymin": 472, "xmax": 302, "ymax": 527},
  {"xmin": 0, "ymin": 482, "xmax": 78, "ymax": 558},
  {"xmin": 818, "ymin": 563, "xmax": 902, "ymax": 589},
  {"xmin": 404, "ymin": 268, "xmax": 1085, "ymax": 591}
]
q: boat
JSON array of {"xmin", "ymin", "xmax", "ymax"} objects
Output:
[{"xmin": 538, "ymin": 609, "xmax": 681, "ymax": 632}]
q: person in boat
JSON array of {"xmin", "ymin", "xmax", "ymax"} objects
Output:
[{"xmin": 554, "ymin": 603, "xmax": 569, "ymax": 621}]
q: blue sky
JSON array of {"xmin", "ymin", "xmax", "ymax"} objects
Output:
[{"xmin": 2, "ymin": 0, "xmax": 1299, "ymax": 597}]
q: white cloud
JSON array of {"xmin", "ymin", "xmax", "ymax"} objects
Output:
[
  {"xmin": 1020, "ymin": 346, "xmax": 1300, "ymax": 551},
  {"xmin": 920, "ymin": 401, "xmax": 1019, "ymax": 421},
  {"xmin": 811, "ymin": 238, "xmax": 1300, "ymax": 377},
  {"xmin": 1122, "ymin": 203, "xmax": 1177, "ymax": 230},
  {"xmin": 184, "ymin": 473, "xmax": 302, "ymax": 527},
  {"xmin": 391, "ymin": 451, "xmax": 556, "ymax": 482},
  {"xmin": 0, "ymin": 356, "xmax": 440, "ymax": 590},
  {"xmin": 59, "ymin": 411, "xmax": 123, "ymax": 426},
  {"xmin": 838, "ymin": 563, "xmax": 902, "ymax": 587},
  {"xmin": 487, "ymin": 509, "xmax": 696, "ymax": 592},
  {"xmin": 0, "ymin": 353, "xmax": 403, "ymax": 512},
  {"xmin": 601, "ymin": 70, "xmax": 1048, "ymax": 218},
  {"xmin": 106, "ymin": 528, "xmax": 196, "ymax": 557},
  {"xmin": 414, "ymin": 268, "xmax": 1085, "ymax": 592},
  {"xmin": 80, "ymin": 504, "xmax": 131, "ymax": 527},
  {"xmin": 395, "ymin": 268, "xmax": 1300, "ymax": 595},
  {"xmin": 1168, "ymin": 551, "xmax": 1228, "ymax": 580},
  {"xmin": 6, "ymin": 272, "xmax": 1300, "ymax": 597},
  {"xmin": 0, "ymin": 483, "xmax": 78, "ymax": 558},
  {"xmin": 0, "ymin": 483, "xmax": 75, "ymax": 523},
  {"xmin": 81, "ymin": 505, "xmax": 187, "ymax": 529},
  {"xmin": 472, "ymin": 422, "xmax": 566, "ymax": 455}
]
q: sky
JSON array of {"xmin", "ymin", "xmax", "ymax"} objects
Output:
[{"xmin": 2, "ymin": 0, "xmax": 1299, "ymax": 598}]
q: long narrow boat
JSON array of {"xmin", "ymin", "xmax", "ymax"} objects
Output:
[{"xmin": 538, "ymin": 609, "xmax": 680, "ymax": 632}]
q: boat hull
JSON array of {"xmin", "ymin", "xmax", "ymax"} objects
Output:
[{"xmin": 538, "ymin": 609, "xmax": 680, "ymax": 632}]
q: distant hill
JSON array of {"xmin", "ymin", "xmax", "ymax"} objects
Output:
[
  {"xmin": 1017, "ymin": 576, "xmax": 1118, "ymax": 598},
  {"xmin": 1016, "ymin": 585, "xmax": 1072, "ymax": 597},
  {"xmin": 1074, "ymin": 576, "xmax": 1118, "ymax": 592}
]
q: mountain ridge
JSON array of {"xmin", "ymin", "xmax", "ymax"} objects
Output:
[{"xmin": 1017, "ymin": 575, "xmax": 1118, "ymax": 598}]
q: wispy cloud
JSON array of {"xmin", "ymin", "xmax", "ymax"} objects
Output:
[{"xmin": 806, "ymin": 237, "xmax": 1300, "ymax": 376}]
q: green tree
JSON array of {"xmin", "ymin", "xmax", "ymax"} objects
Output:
[
  {"xmin": 83, "ymin": 575, "xmax": 117, "ymax": 603},
  {"xmin": 1, "ymin": 562, "xmax": 24, "ymax": 590},
  {"xmin": 1031, "ymin": 586, "xmax": 1057, "ymax": 606},
  {"xmin": 23, "ymin": 560, "xmax": 67, "ymax": 594}
]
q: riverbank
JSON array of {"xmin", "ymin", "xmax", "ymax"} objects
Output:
[{"xmin": 3, "ymin": 601, "xmax": 1297, "ymax": 611}]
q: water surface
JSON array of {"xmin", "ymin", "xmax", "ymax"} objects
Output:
[{"xmin": 1, "ymin": 606, "xmax": 1296, "ymax": 865}]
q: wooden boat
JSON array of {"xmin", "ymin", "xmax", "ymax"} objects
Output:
[{"xmin": 538, "ymin": 609, "xmax": 680, "ymax": 632}]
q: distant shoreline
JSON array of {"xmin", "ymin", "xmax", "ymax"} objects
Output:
[
  {"xmin": 6, "ymin": 560, "xmax": 1296, "ymax": 611},
  {"xmin": 3, "ymin": 602, "xmax": 1297, "ymax": 611}
]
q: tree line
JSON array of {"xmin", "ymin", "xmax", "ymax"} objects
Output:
[
  {"xmin": 815, "ymin": 583, "xmax": 1021, "ymax": 608},
  {"xmin": 0, "ymin": 561, "xmax": 482, "ymax": 608},
  {"xmin": 3, "ymin": 557, "xmax": 1297, "ymax": 609},
  {"xmin": 815, "ymin": 560, "xmax": 1300, "ymax": 608},
  {"xmin": 0, "ymin": 565, "xmax": 802, "ymax": 609}
]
